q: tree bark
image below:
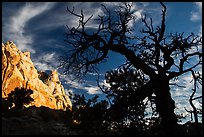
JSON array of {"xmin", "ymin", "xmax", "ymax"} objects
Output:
[
  {"xmin": 152, "ymin": 75, "xmax": 178, "ymax": 135},
  {"xmin": 110, "ymin": 45, "xmax": 179, "ymax": 134}
]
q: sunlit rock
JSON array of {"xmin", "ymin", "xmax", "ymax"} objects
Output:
[{"xmin": 2, "ymin": 41, "xmax": 72, "ymax": 111}]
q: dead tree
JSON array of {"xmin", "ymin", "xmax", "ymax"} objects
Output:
[
  {"xmin": 185, "ymin": 71, "xmax": 202, "ymax": 134},
  {"xmin": 59, "ymin": 2, "xmax": 202, "ymax": 134}
]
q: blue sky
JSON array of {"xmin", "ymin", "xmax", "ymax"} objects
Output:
[{"xmin": 2, "ymin": 2, "xmax": 202, "ymax": 123}]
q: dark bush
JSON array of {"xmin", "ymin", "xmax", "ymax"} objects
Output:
[{"xmin": 7, "ymin": 87, "xmax": 34, "ymax": 109}]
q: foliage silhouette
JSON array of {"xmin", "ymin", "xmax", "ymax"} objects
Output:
[
  {"xmin": 2, "ymin": 90, "xmax": 202, "ymax": 135},
  {"xmin": 60, "ymin": 2, "xmax": 202, "ymax": 135},
  {"xmin": 68, "ymin": 92, "xmax": 202, "ymax": 135},
  {"xmin": 6, "ymin": 87, "xmax": 34, "ymax": 109},
  {"xmin": 69, "ymin": 92, "xmax": 150, "ymax": 135},
  {"xmin": 2, "ymin": 98, "xmax": 13, "ymax": 112},
  {"xmin": 99, "ymin": 66, "xmax": 154, "ymax": 134},
  {"xmin": 69, "ymin": 93, "xmax": 109, "ymax": 135}
]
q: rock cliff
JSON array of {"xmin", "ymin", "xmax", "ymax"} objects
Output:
[{"xmin": 2, "ymin": 41, "xmax": 72, "ymax": 111}]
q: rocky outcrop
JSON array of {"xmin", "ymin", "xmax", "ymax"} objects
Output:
[{"xmin": 2, "ymin": 41, "xmax": 72, "ymax": 111}]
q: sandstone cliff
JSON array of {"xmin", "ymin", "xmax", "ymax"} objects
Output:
[{"xmin": 2, "ymin": 41, "xmax": 72, "ymax": 111}]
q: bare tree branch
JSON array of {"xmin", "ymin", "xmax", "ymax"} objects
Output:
[{"xmin": 60, "ymin": 3, "xmax": 202, "ymax": 133}]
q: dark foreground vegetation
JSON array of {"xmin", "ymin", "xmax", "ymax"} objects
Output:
[{"xmin": 2, "ymin": 88, "xmax": 202, "ymax": 135}]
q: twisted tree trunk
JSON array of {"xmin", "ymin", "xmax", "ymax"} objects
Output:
[
  {"xmin": 152, "ymin": 75, "xmax": 178, "ymax": 135},
  {"xmin": 111, "ymin": 46, "xmax": 179, "ymax": 134}
]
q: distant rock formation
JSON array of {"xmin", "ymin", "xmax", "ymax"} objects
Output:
[{"xmin": 2, "ymin": 41, "xmax": 72, "ymax": 111}]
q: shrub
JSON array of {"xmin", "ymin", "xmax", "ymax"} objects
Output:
[{"xmin": 7, "ymin": 87, "xmax": 34, "ymax": 109}]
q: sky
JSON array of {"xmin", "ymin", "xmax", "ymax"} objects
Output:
[{"xmin": 2, "ymin": 2, "xmax": 202, "ymax": 123}]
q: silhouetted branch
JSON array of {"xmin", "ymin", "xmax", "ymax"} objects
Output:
[{"xmin": 60, "ymin": 3, "xmax": 202, "ymax": 133}]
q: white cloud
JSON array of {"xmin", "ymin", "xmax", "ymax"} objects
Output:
[
  {"xmin": 102, "ymin": 2, "xmax": 123, "ymax": 6},
  {"xmin": 11, "ymin": 3, "xmax": 52, "ymax": 33},
  {"xmin": 67, "ymin": 3, "xmax": 107, "ymax": 29},
  {"xmin": 32, "ymin": 52, "xmax": 58, "ymax": 71},
  {"xmin": 104, "ymin": 2, "xmax": 144, "ymax": 28},
  {"xmin": 85, "ymin": 86, "xmax": 101, "ymax": 94},
  {"xmin": 199, "ymin": 25, "xmax": 202, "ymax": 37},
  {"xmin": 63, "ymin": 78, "xmax": 83, "ymax": 89},
  {"xmin": 42, "ymin": 52, "xmax": 56, "ymax": 62},
  {"xmin": 190, "ymin": 2, "xmax": 202, "ymax": 21},
  {"xmin": 60, "ymin": 75, "xmax": 102, "ymax": 95},
  {"xmin": 31, "ymin": 52, "xmax": 58, "ymax": 71},
  {"xmin": 33, "ymin": 61, "xmax": 55, "ymax": 71},
  {"xmin": 127, "ymin": 3, "xmax": 144, "ymax": 28},
  {"xmin": 192, "ymin": 2, "xmax": 202, "ymax": 38},
  {"xmin": 195, "ymin": 2, "xmax": 202, "ymax": 11},
  {"xmin": 4, "ymin": 2, "xmax": 56, "ymax": 53},
  {"xmin": 190, "ymin": 12, "xmax": 200, "ymax": 21},
  {"xmin": 68, "ymin": 2, "xmax": 144, "ymax": 30}
]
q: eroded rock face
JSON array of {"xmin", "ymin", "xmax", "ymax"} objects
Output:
[{"xmin": 2, "ymin": 41, "xmax": 72, "ymax": 111}]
